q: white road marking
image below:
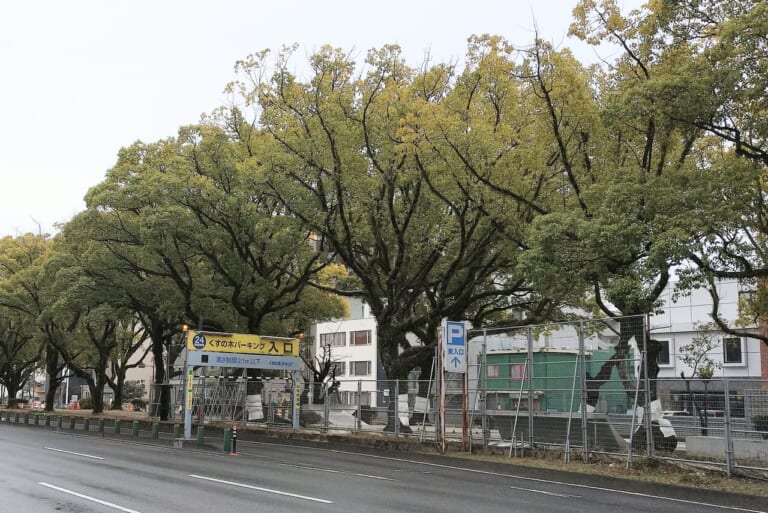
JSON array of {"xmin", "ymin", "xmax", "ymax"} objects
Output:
[
  {"xmin": 188, "ymin": 474, "xmax": 333, "ymax": 504},
  {"xmin": 509, "ymin": 484, "xmax": 580, "ymax": 498},
  {"xmin": 39, "ymin": 482, "xmax": 142, "ymax": 513},
  {"xmin": 278, "ymin": 462, "xmax": 394, "ymax": 481},
  {"xmin": 44, "ymin": 447, "xmax": 104, "ymax": 460},
  {"xmin": 244, "ymin": 442, "xmax": 767, "ymax": 513}
]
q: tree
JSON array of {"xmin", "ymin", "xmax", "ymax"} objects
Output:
[
  {"xmin": 492, "ymin": 1, "xmax": 739, "ymax": 407},
  {"xmin": 571, "ymin": 0, "xmax": 768, "ymax": 351},
  {"xmin": 240, "ymin": 44, "xmax": 542, "ymax": 393},
  {"xmin": 0, "ymin": 233, "xmax": 67, "ymax": 411},
  {"xmin": 0, "ymin": 311, "xmax": 40, "ymax": 408}
]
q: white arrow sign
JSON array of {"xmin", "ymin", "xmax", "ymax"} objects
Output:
[{"xmin": 442, "ymin": 320, "xmax": 467, "ymax": 373}]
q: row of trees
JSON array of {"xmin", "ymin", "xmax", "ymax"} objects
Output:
[{"xmin": 1, "ymin": 0, "xmax": 767, "ymax": 412}]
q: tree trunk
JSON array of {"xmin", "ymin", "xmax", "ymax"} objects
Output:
[
  {"xmin": 44, "ymin": 345, "xmax": 64, "ymax": 412},
  {"xmin": 5, "ymin": 381, "xmax": 22, "ymax": 408},
  {"xmin": 91, "ymin": 377, "xmax": 106, "ymax": 414},
  {"xmin": 110, "ymin": 371, "xmax": 126, "ymax": 410}
]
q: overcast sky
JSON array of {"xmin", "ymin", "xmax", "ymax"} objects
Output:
[{"xmin": 0, "ymin": 0, "xmax": 641, "ymax": 237}]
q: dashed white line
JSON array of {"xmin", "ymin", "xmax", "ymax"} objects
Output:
[
  {"xmin": 39, "ymin": 482, "xmax": 142, "ymax": 513},
  {"xmin": 44, "ymin": 447, "xmax": 104, "ymax": 460},
  {"xmin": 509, "ymin": 484, "xmax": 580, "ymax": 498},
  {"xmin": 279, "ymin": 462, "xmax": 394, "ymax": 481},
  {"xmin": 188, "ymin": 474, "xmax": 333, "ymax": 504}
]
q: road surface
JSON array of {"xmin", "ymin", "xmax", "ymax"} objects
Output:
[{"xmin": 0, "ymin": 423, "xmax": 765, "ymax": 513}]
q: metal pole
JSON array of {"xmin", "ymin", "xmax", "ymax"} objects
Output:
[
  {"xmin": 438, "ymin": 326, "xmax": 445, "ymax": 454},
  {"xmin": 292, "ymin": 370, "xmax": 301, "ymax": 429},
  {"xmin": 578, "ymin": 321, "xmax": 590, "ymax": 462},
  {"xmin": 201, "ymin": 368, "xmax": 207, "ymax": 425},
  {"xmin": 184, "ymin": 367, "xmax": 193, "ymax": 439},
  {"xmin": 527, "ymin": 327, "xmax": 535, "ymax": 450},
  {"xmin": 565, "ymin": 356, "xmax": 579, "ymax": 463},
  {"xmin": 356, "ymin": 380, "xmax": 362, "ymax": 433},
  {"xmin": 394, "ymin": 379, "xmax": 400, "ymax": 437},
  {"xmin": 481, "ymin": 331, "xmax": 488, "ymax": 446},
  {"xmin": 422, "ymin": 353, "xmax": 436, "ymax": 442},
  {"xmin": 323, "ymin": 390, "xmax": 329, "ymax": 432},
  {"xmin": 241, "ymin": 369, "xmax": 248, "ymax": 425},
  {"xmin": 626, "ymin": 356, "xmax": 643, "ymax": 469},
  {"xmin": 723, "ymin": 377, "xmax": 734, "ymax": 477},
  {"xmin": 462, "ymin": 366, "xmax": 468, "ymax": 452}
]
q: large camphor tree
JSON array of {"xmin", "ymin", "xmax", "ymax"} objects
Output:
[{"xmin": 236, "ymin": 44, "xmax": 551, "ymax": 401}]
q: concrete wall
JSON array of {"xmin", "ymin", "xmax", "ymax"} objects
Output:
[{"xmin": 686, "ymin": 435, "xmax": 768, "ymax": 462}]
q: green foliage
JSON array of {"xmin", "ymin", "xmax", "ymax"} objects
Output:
[
  {"xmin": 122, "ymin": 380, "xmax": 146, "ymax": 402},
  {"xmin": 679, "ymin": 322, "xmax": 722, "ymax": 379}
]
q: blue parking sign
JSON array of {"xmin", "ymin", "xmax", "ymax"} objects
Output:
[{"xmin": 442, "ymin": 320, "xmax": 467, "ymax": 373}]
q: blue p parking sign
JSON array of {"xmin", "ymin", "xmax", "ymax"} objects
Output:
[{"xmin": 442, "ymin": 320, "xmax": 467, "ymax": 373}]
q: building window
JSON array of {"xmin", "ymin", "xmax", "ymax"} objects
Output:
[
  {"xmin": 509, "ymin": 363, "xmax": 527, "ymax": 381},
  {"xmin": 350, "ymin": 330, "xmax": 372, "ymax": 346},
  {"xmin": 656, "ymin": 340, "xmax": 671, "ymax": 366},
  {"xmin": 350, "ymin": 361, "xmax": 371, "ymax": 376},
  {"xmin": 330, "ymin": 361, "xmax": 346, "ymax": 377},
  {"xmin": 320, "ymin": 332, "xmax": 346, "ymax": 348},
  {"xmin": 723, "ymin": 337, "xmax": 743, "ymax": 364},
  {"xmin": 486, "ymin": 364, "xmax": 500, "ymax": 378}
]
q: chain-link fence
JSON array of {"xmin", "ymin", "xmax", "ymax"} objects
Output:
[
  {"xmin": 144, "ymin": 315, "xmax": 767, "ymax": 474},
  {"xmin": 465, "ymin": 316, "xmax": 768, "ymax": 474}
]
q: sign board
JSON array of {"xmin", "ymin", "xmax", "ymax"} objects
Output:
[
  {"xmin": 186, "ymin": 368, "xmax": 194, "ymax": 410},
  {"xmin": 442, "ymin": 320, "xmax": 467, "ymax": 373},
  {"xmin": 187, "ymin": 330, "xmax": 299, "ymax": 357},
  {"xmin": 187, "ymin": 351, "xmax": 301, "ymax": 371}
]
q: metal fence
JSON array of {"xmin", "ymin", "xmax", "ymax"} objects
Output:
[
  {"xmin": 465, "ymin": 316, "xmax": 768, "ymax": 475},
  {"xmin": 142, "ymin": 315, "xmax": 767, "ymax": 474}
]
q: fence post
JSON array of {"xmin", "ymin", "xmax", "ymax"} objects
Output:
[
  {"xmin": 643, "ymin": 321, "xmax": 655, "ymax": 457},
  {"xmin": 98, "ymin": 418, "xmax": 105, "ymax": 433},
  {"xmin": 132, "ymin": 421, "xmax": 140, "ymax": 438},
  {"xmin": 113, "ymin": 419, "xmax": 121, "ymax": 435},
  {"xmin": 83, "ymin": 418, "xmax": 90, "ymax": 432},
  {"xmin": 578, "ymin": 321, "xmax": 590, "ymax": 463},
  {"xmin": 151, "ymin": 422, "xmax": 159, "ymax": 439},
  {"xmin": 323, "ymin": 391, "xmax": 329, "ymax": 432},
  {"xmin": 481, "ymin": 330, "xmax": 489, "ymax": 446},
  {"xmin": 356, "ymin": 380, "xmax": 362, "ymax": 433},
  {"xmin": 196, "ymin": 425, "xmax": 204, "ymax": 445},
  {"xmin": 394, "ymin": 379, "xmax": 400, "ymax": 438},
  {"xmin": 527, "ymin": 327, "xmax": 535, "ymax": 450},
  {"xmin": 723, "ymin": 377, "xmax": 734, "ymax": 477}
]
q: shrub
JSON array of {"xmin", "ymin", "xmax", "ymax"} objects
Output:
[{"xmin": 78, "ymin": 396, "xmax": 93, "ymax": 409}]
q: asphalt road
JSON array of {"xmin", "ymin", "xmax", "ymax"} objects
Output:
[{"xmin": 0, "ymin": 423, "xmax": 766, "ymax": 513}]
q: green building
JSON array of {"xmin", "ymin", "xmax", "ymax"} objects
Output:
[{"xmin": 483, "ymin": 348, "xmax": 635, "ymax": 414}]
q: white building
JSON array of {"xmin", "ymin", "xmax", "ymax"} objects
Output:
[
  {"xmin": 312, "ymin": 279, "xmax": 768, "ymax": 411},
  {"xmin": 651, "ymin": 279, "xmax": 766, "ymax": 380},
  {"xmin": 313, "ymin": 298, "xmax": 381, "ymax": 406}
]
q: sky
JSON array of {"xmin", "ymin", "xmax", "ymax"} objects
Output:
[{"xmin": 0, "ymin": 0, "xmax": 641, "ymax": 238}]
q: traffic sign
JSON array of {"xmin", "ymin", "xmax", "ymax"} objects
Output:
[{"xmin": 442, "ymin": 320, "xmax": 467, "ymax": 373}]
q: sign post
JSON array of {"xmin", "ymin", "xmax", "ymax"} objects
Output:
[
  {"xmin": 184, "ymin": 330, "xmax": 303, "ymax": 437},
  {"xmin": 439, "ymin": 320, "xmax": 468, "ymax": 452},
  {"xmin": 184, "ymin": 367, "xmax": 193, "ymax": 439}
]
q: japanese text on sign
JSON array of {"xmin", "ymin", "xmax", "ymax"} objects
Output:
[{"xmin": 186, "ymin": 330, "xmax": 299, "ymax": 356}]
